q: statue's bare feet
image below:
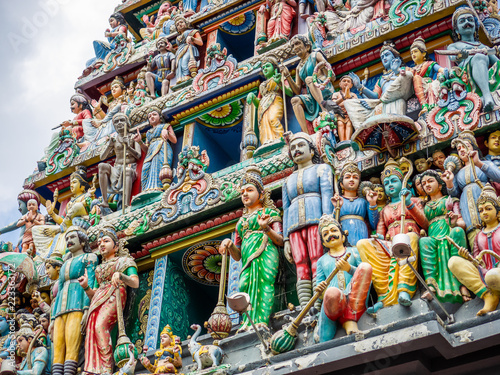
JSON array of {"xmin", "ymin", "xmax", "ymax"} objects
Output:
[
  {"xmin": 420, "ymin": 290, "xmax": 433, "ymax": 301},
  {"xmin": 398, "ymin": 291, "xmax": 412, "ymax": 307},
  {"xmin": 477, "ymin": 291, "xmax": 500, "ymax": 316},
  {"xmin": 342, "ymin": 320, "xmax": 359, "ymax": 335},
  {"xmin": 483, "ymin": 94, "xmax": 495, "ymax": 113},
  {"xmin": 367, "ymin": 301, "xmax": 383, "ymax": 315},
  {"xmin": 460, "ymin": 286, "xmax": 472, "ymax": 302}
]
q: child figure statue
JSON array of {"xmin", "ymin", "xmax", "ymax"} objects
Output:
[
  {"xmin": 140, "ymin": 325, "xmax": 182, "ymax": 374},
  {"xmin": 315, "ymin": 215, "xmax": 372, "ymax": 342},
  {"xmin": 16, "ymin": 199, "xmax": 45, "ymax": 255}
]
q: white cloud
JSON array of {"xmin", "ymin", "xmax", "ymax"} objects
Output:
[{"xmin": 0, "ymin": 0, "xmax": 119, "ymax": 243}]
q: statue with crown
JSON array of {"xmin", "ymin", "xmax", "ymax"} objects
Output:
[
  {"xmin": 357, "ymin": 158, "xmax": 428, "ymax": 314},
  {"xmin": 141, "ymin": 324, "xmax": 182, "ymax": 374},
  {"xmin": 218, "ymin": 165, "xmax": 283, "ymax": 331},
  {"xmin": 449, "ymin": 183, "xmax": 500, "ymax": 316}
]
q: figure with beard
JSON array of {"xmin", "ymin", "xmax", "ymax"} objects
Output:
[
  {"xmin": 449, "ymin": 184, "xmax": 500, "ymax": 316},
  {"xmin": 418, "ymin": 170, "xmax": 468, "ymax": 303},
  {"xmin": 357, "ymin": 159, "xmax": 428, "ymax": 314},
  {"xmin": 282, "ymin": 132, "xmax": 334, "ymax": 307},
  {"xmin": 331, "ymin": 163, "xmax": 379, "ymax": 246},
  {"xmin": 315, "ymin": 215, "xmax": 372, "ymax": 342},
  {"xmin": 51, "ymin": 227, "xmax": 98, "ymax": 375},
  {"xmin": 78, "ymin": 224, "xmax": 138, "ymax": 374},
  {"xmin": 448, "ymin": 7, "xmax": 500, "ymax": 112},
  {"xmin": 442, "ymin": 131, "xmax": 500, "ymax": 247},
  {"xmin": 16, "ymin": 323, "xmax": 49, "ymax": 375}
]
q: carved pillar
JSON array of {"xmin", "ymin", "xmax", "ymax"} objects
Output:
[
  {"xmin": 226, "ymin": 232, "xmax": 241, "ymax": 324},
  {"xmin": 240, "ymin": 100, "xmax": 259, "ymax": 161},
  {"xmin": 255, "ymin": 8, "xmax": 268, "ymax": 54},
  {"xmin": 182, "ymin": 122, "xmax": 196, "ymax": 149},
  {"xmin": 144, "ymin": 256, "xmax": 168, "ymax": 353}
]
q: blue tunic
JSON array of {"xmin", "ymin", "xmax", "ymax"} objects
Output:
[
  {"xmin": 338, "ymin": 197, "xmax": 379, "ymax": 246},
  {"xmin": 17, "ymin": 346, "xmax": 49, "ymax": 375},
  {"xmin": 447, "ymin": 162, "xmax": 500, "ymax": 233},
  {"xmin": 282, "ymin": 164, "xmax": 334, "ymax": 239}
]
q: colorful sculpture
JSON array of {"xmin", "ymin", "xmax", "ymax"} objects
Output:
[
  {"xmin": 146, "ymin": 37, "xmax": 176, "ymax": 97},
  {"xmin": 281, "ymin": 35, "xmax": 335, "ymax": 134},
  {"xmin": 87, "ymin": 12, "xmax": 128, "ymax": 65},
  {"xmin": 0, "ymin": 303, "xmax": 13, "ymax": 360},
  {"xmin": 357, "ymin": 159, "xmax": 428, "ymax": 314},
  {"xmin": 408, "ymin": 37, "xmax": 448, "ymax": 115},
  {"xmin": 246, "ymin": 57, "xmax": 290, "ymax": 145},
  {"xmin": 134, "ymin": 107, "xmax": 177, "ymax": 192},
  {"xmin": 315, "ymin": 215, "xmax": 372, "ymax": 342},
  {"xmin": 188, "ymin": 324, "xmax": 224, "ymax": 370},
  {"xmin": 257, "ymin": 0, "xmax": 297, "ymax": 48},
  {"xmin": 432, "ymin": 150, "xmax": 446, "ymax": 172},
  {"xmin": 449, "ymin": 184, "xmax": 500, "ymax": 315},
  {"xmin": 418, "ymin": 170, "xmax": 468, "ymax": 303},
  {"xmin": 131, "ymin": 68, "xmax": 151, "ymax": 108},
  {"xmin": 79, "ymin": 225, "xmax": 138, "ymax": 375},
  {"xmin": 51, "ymin": 227, "xmax": 98, "ymax": 375},
  {"xmin": 35, "ymin": 252, "xmax": 63, "ymax": 315},
  {"xmin": 485, "ymin": 129, "xmax": 500, "ymax": 167},
  {"xmin": 140, "ymin": 1, "xmax": 179, "ymax": 40},
  {"xmin": 282, "ymin": 132, "xmax": 334, "ymax": 307},
  {"xmin": 99, "ymin": 113, "xmax": 141, "ymax": 210},
  {"xmin": 173, "ymin": 16, "xmax": 203, "ymax": 83},
  {"xmin": 16, "ymin": 198, "xmax": 45, "ymax": 255},
  {"xmin": 331, "ymin": 163, "xmax": 379, "ymax": 246},
  {"xmin": 88, "ymin": 76, "xmax": 129, "ymax": 145},
  {"xmin": 16, "ymin": 323, "xmax": 49, "ymax": 375},
  {"xmin": 60, "ymin": 93, "xmax": 93, "ymax": 142},
  {"xmin": 328, "ymin": 75, "xmax": 358, "ymax": 142},
  {"xmin": 32, "ymin": 166, "xmax": 95, "ymax": 258},
  {"xmin": 447, "ymin": 7, "xmax": 500, "ymax": 112},
  {"xmin": 219, "ymin": 166, "xmax": 282, "ymax": 329},
  {"xmin": 442, "ymin": 131, "xmax": 500, "ymax": 247},
  {"xmin": 140, "ymin": 325, "xmax": 182, "ymax": 374},
  {"xmin": 373, "ymin": 184, "xmax": 387, "ymax": 212}
]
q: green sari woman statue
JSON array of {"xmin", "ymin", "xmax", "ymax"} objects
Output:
[{"xmin": 219, "ymin": 165, "xmax": 283, "ymax": 331}]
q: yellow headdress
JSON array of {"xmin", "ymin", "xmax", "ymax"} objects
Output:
[{"xmin": 381, "ymin": 158, "xmax": 404, "ymax": 182}]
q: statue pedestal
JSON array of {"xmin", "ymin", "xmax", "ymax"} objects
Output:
[
  {"xmin": 130, "ymin": 190, "xmax": 163, "ymax": 211},
  {"xmin": 256, "ymin": 39, "xmax": 287, "ymax": 54},
  {"xmin": 172, "ymin": 78, "xmax": 194, "ymax": 92},
  {"xmin": 253, "ymin": 139, "xmax": 286, "ymax": 158}
]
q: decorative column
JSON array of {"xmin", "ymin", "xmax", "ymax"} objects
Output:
[
  {"xmin": 226, "ymin": 233, "xmax": 242, "ymax": 324},
  {"xmin": 144, "ymin": 256, "xmax": 168, "ymax": 353},
  {"xmin": 240, "ymin": 101, "xmax": 258, "ymax": 161},
  {"xmin": 182, "ymin": 121, "xmax": 196, "ymax": 149}
]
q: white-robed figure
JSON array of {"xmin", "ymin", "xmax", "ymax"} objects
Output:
[{"xmin": 344, "ymin": 41, "xmax": 414, "ymax": 131}]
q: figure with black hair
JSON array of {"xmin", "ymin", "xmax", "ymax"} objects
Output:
[
  {"xmin": 442, "ymin": 131, "xmax": 500, "ymax": 247},
  {"xmin": 282, "ymin": 132, "xmax": 334, "ymax": 308},
  {"xmin": 78, "ymin": 224, "xmax": 138, "ymax": 374},
  {"xmin": 16, "ymin": 322, "xmax": 49, "ymax": 375},
  {"xmin": 315, "ymin": 214, "xmax": 372, "ymax": 342},
  {"xmin": 51, "ymin": 226, "xmax": 98, "ymax": 375},
  {"xmin": 418, "ymin": 170, "xmax": 468, "ymax": 303}
]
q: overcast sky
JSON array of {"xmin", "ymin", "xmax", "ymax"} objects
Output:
[{"xmin": 0, "ymin": 0, "xmax": 118, "ymax": 244}]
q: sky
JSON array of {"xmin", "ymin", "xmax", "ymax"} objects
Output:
[{"xmin": 0, "ymin": 0, "xmax": 119, "ymax": 244}]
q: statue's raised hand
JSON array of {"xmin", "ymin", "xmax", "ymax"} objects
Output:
[
  {"xmin": 279, "ymin": 65, "xmax": 290, "ymax": 78},
  {"xmin": 284, "ymin": 241, "xmax": 294, "ymax": 264},
  {"xmin": 366, "ymin": 189, "xmax": 378, "ymax": 206},
  {"xmin": 257, "ymin": 212, "xmax": 271, "ymax": 231},
  {"xmin": 441, "ymin": 170, "xmax": 454, "ymax": 188},
  {"xmin": 347, "ymin": 72, "xmax": 361, "ymax": 89},
  {"xmin": 399, "ymin": 188, "xmax": 412, "ymax": 206},
  {"xmin": 78, "ymin": 269, "xmax": 89, "ymax": 290},
  {"xmin": 246, "ymin": 92, "xmax": 256, "ymax": 105},
  {"xmin": 42, "ymin": 225, "xmax": 61, "ymax": 237},
  {"xmin": 218, "ymin": 238, "xmax": 233, "ymax": 255}
]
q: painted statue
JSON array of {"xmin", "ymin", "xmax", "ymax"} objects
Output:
[
  {"xmin": 16, "ymin": 323, "xmax": 49, "ymax": 375},
  {"xmin": 219, "ymin": 166, "xmax": 283, "ymax": 330},
  {"xmin": 0, "ymin": 302, "xmax": 13, "ymax": 360},
  {"xmin": 298, "ymin": 0, "xmax": 327, "ymax": 19},
  {"xmin": 346, "ymin": 41, "xmax": 414, "ymax": 128},
  {"xmin": 485, "ymin": 129, "xmax": 500, "ymax": 167},
  {"xmin": 315, "ymin": 215, "xmax": 372, "ymax": 342},
  {"xmin": 408, "ymin": 37, "xmax": 448, "ymax": 116},
  {"xmin": 327, "ymin": 75, "xmax": 358, "ymax": 142},
  {"xmin": 442, "ymin": 131, "xmax": 500, "ymax": 247},
  {"xmin": 146, "ymin": 37, "xmax": 176, "ymax": 97},
  {"xmin": 357, "ymin": 159, "xmax": 428, "ymax": 314},
  {"xmin": 140, "ymin": 1, "xmax": 179, "ymax": 40},
  {"xmin": 281, "ymin": 35, "xmax": 335, "ymax": 134},
  {"xmin": 132, "ymin": 68, "xmax": 152, "ymax": 108},
  {"xmin": 51, "ymin": 227, "xmax": 98, "ymax": 375},
  {"xmin": 32, "ymin": 166, "xmax": 95, "ymax": 258},
  {"xmin": 449, "ymin": 184, "xmax": 500, "ymax": 315},
  {"xmin": 87, "ymin": 12, "xmax": 128, "ymax": 67},
  {"xmin": 88, "ymin": 76, "xmax": 129, "ymax": 145},
  {"xmin": 173, "ymin": 16, "xmax": 203, "ymax": 83},
  {"xmin": 246, "ymin": 57, "xmax": 291, "ymax": 145},
  {"xmin": 373, "ymin": 184, "xmax": 387, "ymax": 212},
  {"xmin": 188, "ymin": 324, "xmax": 224, "ymax": 369},
  {"xmin": 414, "ymin": 157, "xmax": 433, "ymax": 173},
  {"xmin": 79, "ymin": 225, "xmax": 138, "ymax": 375},
  {"xmin": 448, "ymin": 6, "xmax": 500, "ymax": 112},
  {"xmin": 331, "ymin": 163, "xmax": 379, "ymax": 246},
  {"xmin": 432, "ymin": 150, "xmax": 446, "ymax": 172},
  {"xmin": 282, "ymin": 132, "xmax": 334, "ymax": 307},
  {"xmin": 133, "ymin": 107, "xmax": 177, "ymax": 192},
  {"xmin": 0, "ymin": 189, "xmax": 41, "ymax": 250},
  {"xmin": 258, "ymin": 0, "xmax": 297, "ymax": 46},
  {"xmin": 140, "ymin": 325, "xmax": 182, "ymax": 374},
  {"xmin": 16, "ymin": 198, "xmax": 45, "ymax": 255},
  {"xmin": 418, "ymin": 170, "xmax": 469, "ymax": 303},
  {"xmin": 99, "ymin": 113, "xmax": 141, "ymax": 210},
  {"xmin": 412, "ymin": 174, "xmax": 427, "ymax": 204},
  {"xmin": 35, "ymin": 252, "xmax": 63, "ymax": 316},
  {"xmin": 57, "ymin": 93, "xmax": 93, "ymax": 144}
]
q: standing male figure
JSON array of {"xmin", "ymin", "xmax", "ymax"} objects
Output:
[
  {"xmin": 51, "ymin": 227, "xmax": 98, "ymax": 375},
  {"xmin": 146, "ymin": 37, "xmax": 176, "ymax": 97},
  {"xmin": 282, "ymin": 132, "xmax": 334, "ymax": 307}
]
